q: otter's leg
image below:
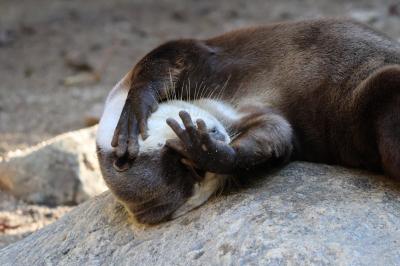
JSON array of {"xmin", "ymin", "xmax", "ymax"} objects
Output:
[
  {"xmin": 376, "ymin": 84, "xmax": 400, "ymax": 180},
  {"xmin": 166, "ymin": 108, "xmax": 294, "ymax": 175},
  {"xmin": 355, "ymin": 65, "xmax": 400, "ymax": 179},
  {"xmin": 229, "ymin": 107, "xmax": 294, "ymax": 174},
  {"xmin": 377, "ymin": 97, "xmax": 400, "ymax": 179},
  {"xmin": 111, "ymin": 40, "xmax": 219, "ymax": 160}
]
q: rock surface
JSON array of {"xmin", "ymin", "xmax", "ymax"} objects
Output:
[
  {"xmin": 0, "ymin": 126, "xmax": 107, "ymax": 206},
  {"xmin": 0, "ymin": 192, "xmax": 72, "ymax": 249},
  {"xmin": 1, "ymin": 162, "xmax": 400, "ymax": 265}
]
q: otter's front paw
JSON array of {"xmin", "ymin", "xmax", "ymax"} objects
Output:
[
  {"xmin": 111, "ymin": 89, "xmax": 159, "ymax": 162},
  {"xmin": 165, "ymin": 111, "xmax": 236, "ymax": 174}
]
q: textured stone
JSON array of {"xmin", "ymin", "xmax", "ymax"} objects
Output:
[
  {"xmin": 1, "ymin": 162, "xmax": 400, "ymax": 264},
  {"xmin": 0, "ymin": 126, "xmax": 107, "ymax": 206}
]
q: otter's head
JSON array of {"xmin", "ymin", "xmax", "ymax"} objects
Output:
[{"xmin": 96, "ymin": 81, "xmax": 230, "ymax": 224}]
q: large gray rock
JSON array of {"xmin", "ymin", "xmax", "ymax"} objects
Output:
[
  {"xmin": 1, "ymin": 162, "xmax": 400, "ymax": 265},
  {"xmin": 0, "ymin": 126, "xmax": 107, "ymax": 206}
]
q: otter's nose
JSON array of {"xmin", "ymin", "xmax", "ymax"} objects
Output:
[{"xmin": 113, "ymin": 153, "xmax": 134, "ymax": 172}]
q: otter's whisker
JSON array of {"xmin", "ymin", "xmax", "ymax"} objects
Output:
[
  {"xmin": 193, "ymin": 81, "xmax": 198, "ymax": 102},
  {"xmin": 208, "ymin": 84, "xmax": 218, "ymax": 100},
  {"xmin": 199, "ymin": 80, "xmax": 207, "ymax": 100},
  {"xmin": 217, "ymin": 74, "xmax": 231, "ymax": 101},
  {"xmin": 181, "ymin": 78, "xmax": 186, "ymax": 101},
  {"xmin": 162, "ymin": 81, "xmax": 168, "ymax": 101},
  {"xmin": 196, "ymin": 79, "xmax": 204, "ymax": 100},
  {"xmin": 168, "ymin": 68, "xmax": 174, "ymax": 88},
  {"xmin": 188, "ymin": 77, "xmax": 191, "ymax": 100}
]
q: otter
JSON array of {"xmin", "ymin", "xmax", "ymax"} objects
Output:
[{"xmin": 97, "ymin": 18, "xmax": 400, "ymax": 224}]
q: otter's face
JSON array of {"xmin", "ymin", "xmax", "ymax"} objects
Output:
[
  {"xmin": 96, "ymin": 80, "xmax": 230, "ymax": 224},
  {"xmin": 97, "ymin": 146, "xmax": 198, "ymax": 224}
]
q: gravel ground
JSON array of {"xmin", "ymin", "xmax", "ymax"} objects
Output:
[{"xmin": 0, "ymin": 0, "xmax": 399, "ymax": 249}]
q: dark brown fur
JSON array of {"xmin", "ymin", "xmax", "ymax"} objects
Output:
[
  {"xmin": 105, "ymin": 18, "xmax": 400, "ymax": 223},
  {"xmin": 114, "ymin": 19, "xmax": 400, "ymax": 176}
]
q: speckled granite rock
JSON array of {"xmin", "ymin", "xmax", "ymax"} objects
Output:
[
  {"xmin": 0, "ymin": 126, "xmax": 107, "ymax": 206},
  {"xmin": 1, "ymin": 162, "xmax": 400, "ymax": 265}
]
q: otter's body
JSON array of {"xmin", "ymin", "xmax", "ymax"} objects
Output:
[{"xmin": 98, "ymin": 19, "xmax": 400, "ymax": 224}]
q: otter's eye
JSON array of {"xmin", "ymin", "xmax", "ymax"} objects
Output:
[{"xmin": 208, "ymin": 127, "xmax": 225, "ymax": 142}]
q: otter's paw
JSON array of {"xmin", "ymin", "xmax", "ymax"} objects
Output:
[
  {"xmin": 165, "ymin": 111, "xmax": 236, "ymax": 174},
  {"xmin": 111, "ymin": 89, "xmax": 159, "ymax": 161}
]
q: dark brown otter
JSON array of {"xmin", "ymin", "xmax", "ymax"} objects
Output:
[{"xmin": 102, "ymin": 18, "xmax": 400, "ymax": 223}]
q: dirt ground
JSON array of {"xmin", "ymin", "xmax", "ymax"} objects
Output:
[{"xmin": 1, "ymin": 0, "xmax": 399, "ymax": 249}]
